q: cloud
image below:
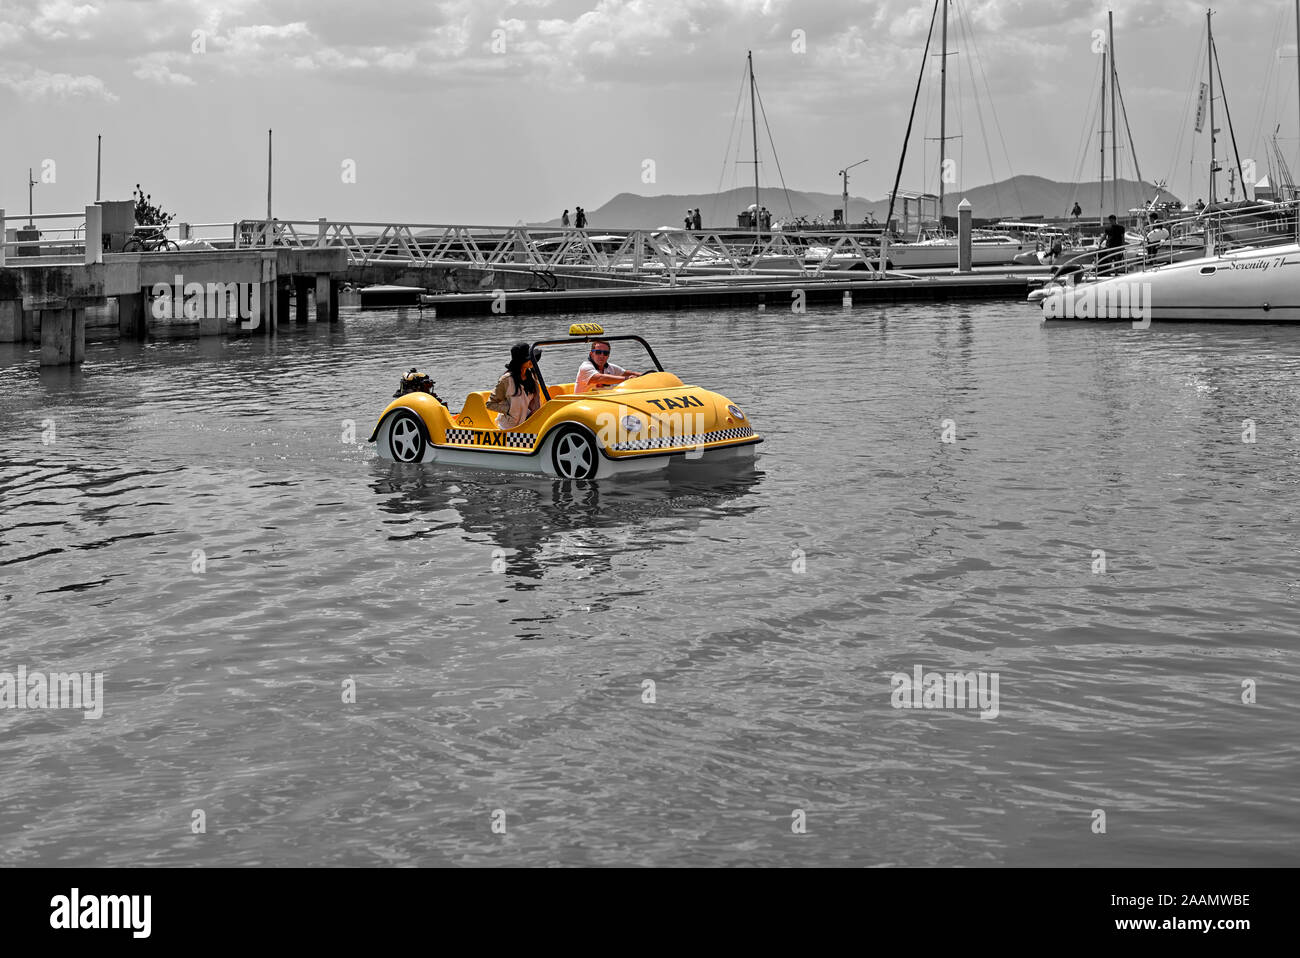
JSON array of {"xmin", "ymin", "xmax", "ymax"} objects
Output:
[
  {"xmin": 0, "ymin": 21, "xmax": 25, "ymax": 48},
  {"xmin": 30, "ymin": 0, "xmax": 101, "ymax": 41},
  {"xmin": 131, "ymin": 54, "xmax": 196, "ymax": 86},
  {"xmin": 0, "ymin": 66, "xmax": 117, "ymax": 100}
]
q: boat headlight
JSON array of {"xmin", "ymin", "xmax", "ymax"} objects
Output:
[
  {"xmin": 621, "ymin": 415, "xmax": 643, "ymax": 433},
  {"xmin": 727, "ymin": 405, "xmax": 745, "ymax": 420}
]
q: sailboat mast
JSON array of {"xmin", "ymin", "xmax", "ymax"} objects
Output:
[
  {"xmin": 1294, "ymin": 0, "xmax": 1299, "ymax": 184},
  {"xmin": 1207, "ymin": 10, "xmax": 1217, "ymax": 205},
  {"xmin": 1109, "ymin": 11, "xmax": 1117, "ymax": 216},
  {"xmin": 748, "ymin": 51, "xmax": 760, "ymax": 242},
  {"xmin": 1099, "ymin": 49, "xmax": 1106, "ymax": 225},
  {"xmin": 938, "ymin": 0, "xmax": 949, "ymax": 227}
]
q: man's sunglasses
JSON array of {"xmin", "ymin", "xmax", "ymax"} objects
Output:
[{"xmin": 591, "ymin": 349, "xmax": 610, "ymax": 355}]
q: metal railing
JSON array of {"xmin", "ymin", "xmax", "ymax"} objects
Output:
[
  {"xmin": 1046, "ymin": 200, "xmax": 1300, "ymax": 283},
  {"xmin": 0, "ymin": 210, "xmax": 241, "ymax": 263},
  {"xmin": 231, "ymin": 218, "xmax": 887, "ymax": 278}
]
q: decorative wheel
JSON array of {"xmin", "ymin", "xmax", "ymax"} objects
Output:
[
  {"xmin": 387, "ymin": 410, "xmax": 426, "ymax": 462},
  {"xmin": 550, "ymin": 428, "xmax": 598, "ymax": 479}
]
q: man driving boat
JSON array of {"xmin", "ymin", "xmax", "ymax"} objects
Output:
[{"xmin": 575, "ymin": 339, "xmax": 639, "ymax": 393}]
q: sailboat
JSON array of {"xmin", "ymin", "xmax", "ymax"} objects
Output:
[
  {"xmin": 876, "ymin": 0, "xmax": 1033, "ymax": 270},
  {"xmin": 1035, "ymin": 8, "xmax": 1300, "ymax": 322}
]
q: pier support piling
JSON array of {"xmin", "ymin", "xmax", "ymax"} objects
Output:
[
  {"xmin": 22, "ymin": 308, "xmax": 41, "ymax": 343},
  {"xmin": 330, "ymin": 280, "xmax": 340, "ymax": 322},
  {"xmin": 40, "ymin": 308, "xmax": 84, "ymax": 366},
  {"xmin": 294, "ymin": 276, "xmax": 309, "ymax": 323},
  {"xmin": 315, "ymin": 273, "xmax": 332, "ymax": 323},
  {"xmin": 276, "ymin": 279, "xmax": 291, "ymax": 327},
  {"xmin": 0, "ymin": 301, "xmax": 19, "ymax": 342},
  {"xmin": 118, "ymin": 292, "xmax": 146, "ymax": 340},
  {"xmin": 257, "ymin": 280, "xmax": 275, "ymax": 335}
]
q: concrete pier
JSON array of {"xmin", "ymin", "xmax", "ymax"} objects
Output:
[{"xmin": 1, "ymin": 245, "xmax": 346, "ymax": 361}]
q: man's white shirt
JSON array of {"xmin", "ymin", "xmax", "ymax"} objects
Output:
[{"xmin": 576, "ymin": 358, "xmax": 626, "ymax": 393}]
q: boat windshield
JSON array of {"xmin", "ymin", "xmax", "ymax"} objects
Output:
[{"xmin": 529, "ymin": 334, "xmax": 664, "ymax": 398}]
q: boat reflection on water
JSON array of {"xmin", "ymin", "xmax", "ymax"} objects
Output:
[{"xmin": 368, "ymin": 460, "xmax": 765, "ymax": 595}]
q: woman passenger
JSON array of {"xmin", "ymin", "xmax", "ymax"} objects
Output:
[{"xmin": 486, "ymin": 342, "xmax": 542, "ymax": 430}]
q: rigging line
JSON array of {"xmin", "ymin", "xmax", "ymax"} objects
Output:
[
  {"xmin": 956, "ymin": 0, "xmax": 1001, "ymax": 217},
  {"xmin": 1164, "ymin": 26, "xmax": 1205, "ymax": 201},
  {"xmin": 712, "ymin": 60, "xmax": 750, "ymax": 229},
  {"xmin": 1246, "ymin": 4, "xmax": 1285, "ymax": 159},
  {"xmin": 885, "ymin": 0, "xmax": 942, "ymax": 232},
  {"xmin": 1213, "ymin": 31, "xmax": 1247, "ymax": 199},
  {"xmin": 957, "ymin": 0, "xmax": 1022, "ymax": 216},
  {"xmin": 1113, "ymin": 69, "xmax": 1143, "ymax": 188},
  {"xmin": 1067, "ymin": 53, "xmax": 1105, "ymax": 211},
  {"xmin": 753, "ymin": 83, "xmax": 797, "ymax": 225}
]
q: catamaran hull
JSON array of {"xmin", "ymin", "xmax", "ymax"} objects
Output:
[{"xmin": 1038, "ymin": 243, "xmax": 1300, "ymax": 322}]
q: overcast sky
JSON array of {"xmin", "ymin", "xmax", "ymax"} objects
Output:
[{"xmin": 2, "ymin": 0, "xmax": 1298, "ymax": 227}]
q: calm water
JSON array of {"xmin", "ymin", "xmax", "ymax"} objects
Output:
[{"xmin": 2, "ymin": 303, "xmax": 1298, "ymax": 866}]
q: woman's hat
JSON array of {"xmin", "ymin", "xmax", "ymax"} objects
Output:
[{"xmin": 509, "ymin": 342, "xmax": 542, "ymax": 366}]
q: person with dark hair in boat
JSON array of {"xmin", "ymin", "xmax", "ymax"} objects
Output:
[
  {"xmin": 486, "ymin": 343, "xmax": 542, "ymax": 430},
  {"xmin": 575, "ymin": 340, "xmax": 639, "ymax": 394},
  {"xmin": 1100, "ymin": 214, "xmax": 1127, "ymax": 275}
]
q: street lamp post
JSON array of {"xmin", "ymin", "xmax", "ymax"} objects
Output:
[{"xmin": 838, "ymin": 157, "xmax": 869, "ymax": 226}]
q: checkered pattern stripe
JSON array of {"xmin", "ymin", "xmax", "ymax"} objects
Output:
[
  {"xmin": 443, "ymin": 429, "xmax": 537, "ymax": 448},
  {"xmin": 612, "ymin": 425, "xmax": 754, "ymax": 452}
]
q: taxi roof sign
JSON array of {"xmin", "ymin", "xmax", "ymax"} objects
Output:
[{"xmin": 569, "ymin": 323, "xmax": 605, "ymax": 337}]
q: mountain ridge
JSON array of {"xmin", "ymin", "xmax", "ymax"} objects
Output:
[{"xmin": 534, "ymin": 175, "xmax": 1183, "ymax": 229}]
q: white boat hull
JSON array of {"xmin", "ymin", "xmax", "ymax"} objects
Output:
[
  {"xmin": 878, "ymin": 240, "xmax": 1035, "ymax": 269},
  {"xmin": 1038, "ymin": 243, "xmax": 1300, "ymax": 322}
]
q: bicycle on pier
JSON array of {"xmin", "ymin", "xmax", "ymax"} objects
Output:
[{"xmin": 122, "ymin": 224, "xmax": 180, "ymax": 253}]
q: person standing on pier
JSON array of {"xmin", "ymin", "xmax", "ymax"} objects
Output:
[
  {"xmin": 562, "ymin": 210, "xmax": 571, "ymax": 227},
  {"xmin": 692, "ymin": 208, "xmax": 702, "ymax": 231},
  {"xmin": 575, "ymin": 207, "xmax": 587, "ymax": 229},
  {"xmin": 684, "ymin": 209, "xmax": 693, "ymax": 229},
  {"xmin": 1071, "ymin": 201, "xmax": 1082, "ymax": 222}
]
